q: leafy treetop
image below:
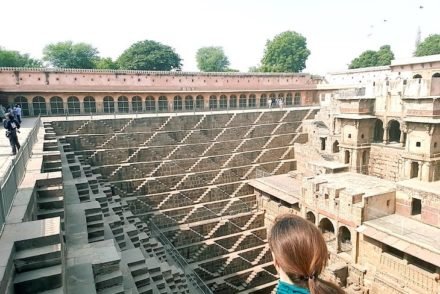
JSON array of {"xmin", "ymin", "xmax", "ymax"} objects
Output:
[
  {"xmin": 43, "ymin": 41, "xmax": 99, "ymax": 68},
  {"xmin": 0, "ymin": 47, "xmax": 42, "ymax": 67},
  {"xmin": 414, "ymin": 34, "xmax": 440, "ymax": 57},
  {"xmin": 349, "ymin": 45, "xmax": 394, "ymax": 69},
  {"xmin": 196, "ymin": 46, "xmax": 230, "ymax": 72},
  {"xmin": 260, "ymin": 31, "xmax": 311, "ymax": 72},
  {"xmin": 117, "ymin": 40, "xmax": 182, "ymax": 71}
]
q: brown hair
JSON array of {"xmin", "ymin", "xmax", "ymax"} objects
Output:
[{"xmin": 268, "ymin": 214, "xmax": 345, "ymax": 294}]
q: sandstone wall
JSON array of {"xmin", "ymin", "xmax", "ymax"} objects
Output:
[{"xmin": 368, "ymin": 145, "xmax": 404, "ymax": 181}]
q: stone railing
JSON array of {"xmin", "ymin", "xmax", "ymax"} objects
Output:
[
  {"xmin": 0, "ymin": 66, "xmax": 321, "ymax": 77},
  {"xmin": 379, "ymin": 253, "xmax": 439, "ymax": 293}
]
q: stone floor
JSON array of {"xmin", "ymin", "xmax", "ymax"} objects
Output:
[{"xmin": 0, "ymin": 117, "xmax": 37, "ymax": 180}]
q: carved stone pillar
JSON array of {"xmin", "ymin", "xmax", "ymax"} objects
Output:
[{"xmin": 383, "ymin": 127, "xmax": 389, "ymax": 144}]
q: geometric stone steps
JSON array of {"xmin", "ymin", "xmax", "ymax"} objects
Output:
[
  {"xmin": 37, "ymin": 208, "xmax": 64, "ymax": 220},
  {"xmin": 37, "ymin": 196, "xmax": 64, "ymax": 210},
  {"xmin": 241, "ymin": 212, "xmax": 261, "ymax": 231},
  {"xmin": 277, "ymin": 110, "xmax": 291, "ymax": 123},
  {"xmin": 14, "ymin": 243, "xmax": 62, "ymax": 273},
  {"xmin": 95, "ymin": 270, "xmax": 123, "ymax": 291},
  {"xmin": 14, "ymin": 264, "xmax": 62, "ymax": 294},
  {"xmin": 252, "ymin": 112, "xmax": 265, "ymax": 125},
  {"xmin": 251, "ymin": 246, "xmax": 271, "ymax": 265},
  {"xmin": 229, "ymin": 233, "xmax": 249, "ymax": 252},
  {"xmin": 97, "ymin": 285, "xmax": 124, "ymax": 294},
  {"xmin": 206, "ymin": 220, "xmax": 227, "ymax": 239}
]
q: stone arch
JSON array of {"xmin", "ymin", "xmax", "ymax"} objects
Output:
[
  {"xmin": 286, "ymin": 93, "xmax": 293, "ymax": 106},
  {"xmin": 195, "ymin": 95, "xmax": 204, "ymax": 110},
  {"xmin": 338, "ymin": 226, "xmax": 352, "ymax": 253},
  {"xmin": 332, "ymin": 140, "xmax": 340, "ymax": 153},
  {"xmin": 413, "ymin": 74, "xmax": 422, "ymax": 79},
  {"xmin": 260, "ymin": 94, "xmax": 267, "ymax": 107},
  {"xmin": 248, "ymin": 94, "xmax": 256, "ymax": 108},
  {"xmin": 103, "ymin": 96, "xmax": 115, "ymax": 113},
  {"xmin": 50, "ymin": 96, "xmax": 64, "ymax": 115},
  {"xmin": 344, "ymin": 150, "xmax": 350, "ymax": 164},
  {"xmin": 374, "ymin": 119, "xmax": 384, "ymax": 142},
  {"xmin": 158, "ymin": 96, "xmax": 168, "ymax": 112},
  {"xmin": 209, "ymin": 95, "xmax": 217, "ymax": 109},
  {"xmin": 14, "ymin": 96, "xmax": 30, "ymax": 116},
  {"xmin": 145, "ymin": 96, "xmax": 155, "ymax": 111},
  {"xmin": 388, "ymin": 120, "xmax": 401, "ymax": 142},
  {"xmin": 67, "ymin": 96, "xmax": 80, "ymax": 114},
  {"xmin": 132, "ymin": 96, "xmax": 142, "ymax": 112},
  {"xmin": 319, "ymin": 218, "xmax": 335, "ymax": 242},
  {"xmin": 229, "ymin": 95, "xmax": 237, "ymax": 108},
  {"xmin": 219, "ymin": 95, "xmax": 227, "ymax": 109},
  {"xmin": 184, "ymin": 95, "xmax": 194, "ymax": 110},
  {"xmin": 84, "ymin": 96, "xmax": 96, "ymax": 113},
  {"xmin": 433, "ymin": 73, "xmax": 440, "ymax": 78},
  {"xmin": 239, "ymin": 94, "xmax": 247, "ymax": 108},
  {"xmin": 294, "ymin": 92, "xmax": 301, "ymax": 105},
  {"xmin": 118, "ymin": 96, "xmax": 129, "ymax": 113},
  {"xmin": 174, "ymin": 96, "xmax": 183, "ymax": 111},
  {"xmin": 306, "ymin": 211, "xmax": 316, "ymax": 224},
  {"xmin": 33, "ymin": 96, "xmax": 47, "ymax": 115}
]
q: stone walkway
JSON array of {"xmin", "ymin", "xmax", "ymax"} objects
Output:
[{"xmin": 0, "ymin": 117, "xmax": 38, "ymax": 182}]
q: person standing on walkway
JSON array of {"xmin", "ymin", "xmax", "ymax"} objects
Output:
[
  {"xmin": 3, "ymin": 113, "xmax": 21, "ymax": 155},
  {"xmin": 15, "ymin": 104, "xmax": 22, "ymax": 123}
]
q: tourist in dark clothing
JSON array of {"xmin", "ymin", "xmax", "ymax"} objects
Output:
[{"xmin": 3, "ymin": 113, "xmax": 21, "ymax": 155}]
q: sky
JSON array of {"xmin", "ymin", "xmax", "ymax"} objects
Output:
[{"xmin": 1, "ymin": 0, "xmax": 438, "ymax": 74}]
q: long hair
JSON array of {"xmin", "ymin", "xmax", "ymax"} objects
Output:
[{"xmin": 268, "ymin": 214, "xmax": 345, "ymax": 294}]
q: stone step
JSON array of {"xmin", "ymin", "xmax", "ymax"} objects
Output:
[
  {"xmin": 97, "ymin": 284, "xmax": 125, "ymax": 294},
  {"xmin": 129, "ymin": 263, "xmax": 149, "ymax": 276},
  {"xmin": 15, "ymin": 243, "xmax": 62, "ymax": 273},
  {"xmin": 95, "ymin": 270, "xmax": 123, "ymax": 290},
  {"xmin": 37, "ymin": 208, "xmax": 64, "ymax": 220},
  {"xmin": 137, "ymin": 284, "xmax": 153, "ymax": 294},
  {"xmin": 38, "ymin": 196, "xmax": 64, "ymax": 210},
  {"xmin": 14, "ymin": 264, "xmax": 62, "ymax": 294},
  {"xmin": 133, "ymin": 273, "xmax": 151, "ymax": 287},
  {"xmin": 39, "ymin": 287, "xmax": 64, "ymax": 294}
]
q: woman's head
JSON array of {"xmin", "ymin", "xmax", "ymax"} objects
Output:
[{"xmin": 269, "ymin": 214, "xmax": 344, "ymax": 294}]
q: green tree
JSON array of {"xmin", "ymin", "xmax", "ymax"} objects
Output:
[
  {"xmin": 349, "ymin": 45, "xmax": 394, "ymax": 69},
  {"xmin": 95, "ymin": 57, "xmax": 119, "ymax": 69},
  {"xmin": 376, "ymin": 45, "xmax": 394, "ymax": 66},
  {"xmin": 248, "ymin": 66, "xmax": 261, "ymax": 72},
  {"xmin": 0, "ymin": 47, "xmax": 42, "ymax": 67},
  {"xmin": 117, "ymin": 40, "xmax": 182, "ymax": 71},
  {"xmin": 196, "ymin": 46, "xmax": 230, "ymax": 72},
  {"xmin": 260, "ymin": 31, "xmax": 310, "ymax": 72},
  {"xmin": 43, "ymin": 41, "xmax": 99, "ymax": 68},
  {"xmin": 415, "ymin": 34, "xmax": 440, "ymax": 57}
]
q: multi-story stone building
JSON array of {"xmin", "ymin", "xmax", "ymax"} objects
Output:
[
  {"xmin": 250, "ymin": 54, "xmax": 440, "ymax": 293},
  {"xmin": 0, "ymin": 54, "xmax": 439, "ymax": 294}
]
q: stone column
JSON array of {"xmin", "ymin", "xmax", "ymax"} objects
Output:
[
  {"xmin": 422, "ymin": 162, "xmax": 431, "ymax": 181},
  {"xmin": 383, "ymin": 127, "xmax": 389, "ymax": 144},
  {"xmin": 418, "ymin": 162, "xmax": 422, "ymax": 180},
  {"xmin": 79, "ymin": 97, "xmax": 85, "ymax": 114},
  {"xmin": 351, "ymin": 150, "xmax": 357, "ymax": 172},
  {"xmin": 114, "ymin": 100, "xmax": 119, "ymax": 113},
  {"xmin": 399, "ymin": 131, "xmax": 405, "ymax": 147},
  {"xmin": 404, "ymin": 160, "xmax": 412, "ymax": 179},
  {"xmin": 128, "ymin": 99, "xmax": 133, "ymax": 113}
]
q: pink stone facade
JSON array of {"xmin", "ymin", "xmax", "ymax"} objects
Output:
[{"xmin": 0, "ymin": 68, "xmax": 321, "ymax": 116}]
